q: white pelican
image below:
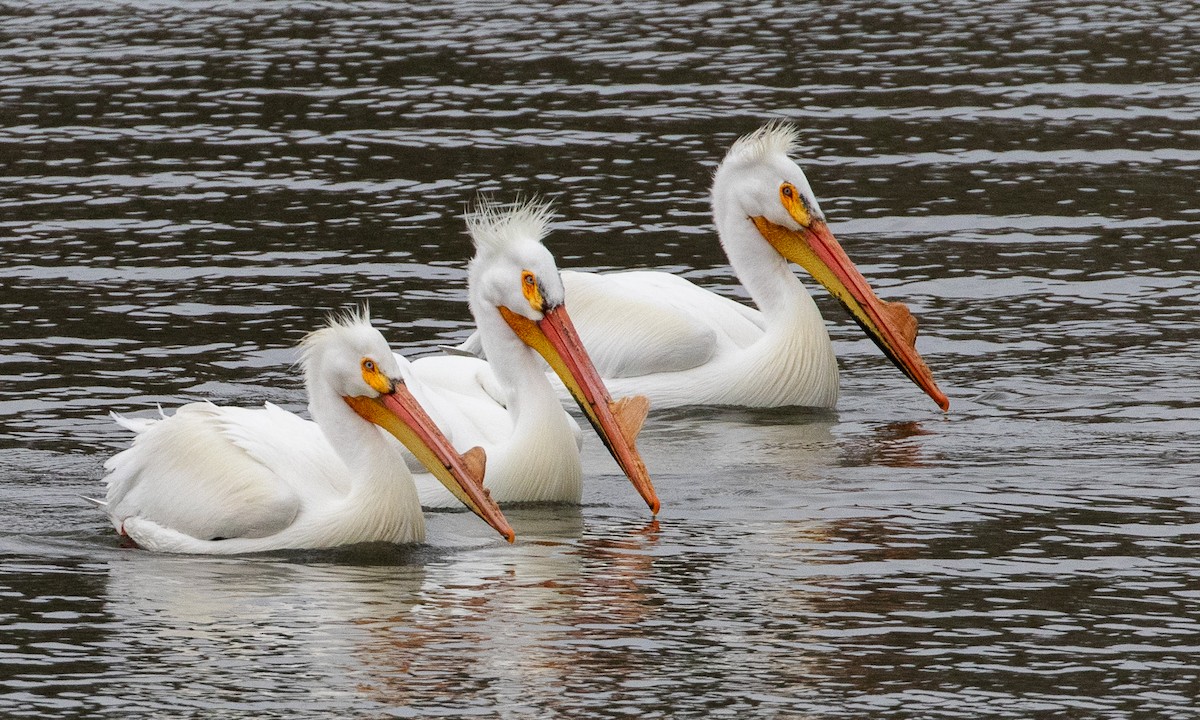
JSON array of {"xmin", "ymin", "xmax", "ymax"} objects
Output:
[
  {"xmin": 402, "ymin": 199, "xmax": 660, "ymax": 513},
  {"xmin": 471, "ymin": 123, "xmax": 948, "ymax": 411},
  {"xmin": 98, "ymin": 309, "xmax": 514, "ymax": 554}
]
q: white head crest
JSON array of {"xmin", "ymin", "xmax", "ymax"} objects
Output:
[
  {"xmin": 297, "ymin": 303, "xmax": 401, "ymax": 397},
  {"xmin": 465, "ymin": 197, "xmax": 556, "ymax": 257},
  {"xmin": 724, "ymin": 121, "xmax": 801, "ymax": 165},
  {"xmin": 300, "ymin": 304, "xmax": 373, "ymax": 361}
]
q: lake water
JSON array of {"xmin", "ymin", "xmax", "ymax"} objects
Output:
[{"xmin": 3, "ymin": 1, "xmax": 1199, "ymax": 717}]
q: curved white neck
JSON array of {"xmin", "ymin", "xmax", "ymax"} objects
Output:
[
  {"xmin": 472, "ymin": 303, "xmax": 567, "ymax": 431},
  {"xmin": 709, "ymin": 179, "xmax": 840, "ymax": 408},
  {"xmin": 713, "ymin": 210, "xmax": 822, "ymax": 330},
  {"xmin": 469, "ymin": 299, "xmax": 582, "ymax": 502},
  {"xmin": 307, "ymin": 386, "xmax": 421, "ymax": 513}
]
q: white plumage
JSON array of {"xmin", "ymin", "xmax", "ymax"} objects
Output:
[
  {"xmin": 519, "ymin": 123, "xmax": 949, "ymax": 410},
  {"xmin": 406, "ymin": 353, "xmax": 585, "ymax": 508},
  {"xmin": 405, "ymin": 199, "xmax": 659, "ymax": 513},
  {"xmin": 100, "ymin": 309, "xmax": 512, "ymax": 554},
  {"xmin": 559, "ymin": 266, "xmax": 838, "ymax": 408}
]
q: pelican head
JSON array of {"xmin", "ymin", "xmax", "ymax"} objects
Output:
[
  {"xmin": 466, "ymin": 199, "xmax": 661, "ymax": 515},
  {"xmin": 713, "ymin": 121, "xmax": 829, "ymax": 230},
  {"xmin": 713, "ymin": 122, "xmax": 949, "ymax": 411},
  {"xmin": 301, "ymin": 308, "xmax": 412, "ymax": 398},
  {"xmin": 467, "ymin": 199, "xmax": 567, "ymax": 323},
  {"xmin": 302, "ymin": 308, "xmax": 515, "ymax": 542}
]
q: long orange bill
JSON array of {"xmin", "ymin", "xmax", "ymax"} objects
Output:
[
  {"xmin": 499, "ymin": 304, "xmax": 661, "ymax": 515},
  {"xmin": 344, "ymin": 385, "xmax": 516, "ymax": 543},
  {"xmin": 752, "ymin": 216, "xmax": 950, "ymax": 411}
]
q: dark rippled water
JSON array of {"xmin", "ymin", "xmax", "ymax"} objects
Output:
[{"xmin": 3, "ymin": 2, "xmax": 1199, "ymax": 717}]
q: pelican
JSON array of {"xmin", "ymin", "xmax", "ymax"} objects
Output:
[
  {"xmin": 401, "ymin": 199, "xmax": 660, "ymax": 513},
  {"xmin": 468, "ymin": 123, "xmax": 948, "ymax": 411},
  {"xmin": 98, "ymin": 309, "xmax": 515, "ymax": 554}
]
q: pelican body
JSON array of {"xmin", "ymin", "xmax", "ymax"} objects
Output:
[
  {"xmin": 530, "ymin": 123, "xmax": 949, "ymax": 411},
  {"xmin": 100, "ymin": 310, "xmax": 513, "ymax": 554},
  {"xmin": 403, "ymin": 200, "xmax": 659, "ymax": 513}
]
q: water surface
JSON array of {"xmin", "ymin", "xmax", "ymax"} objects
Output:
[{"xmin": 2, "ymin": 2, "xmax": 1199, "ymax": 718}]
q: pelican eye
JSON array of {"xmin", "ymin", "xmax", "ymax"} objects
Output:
[
  {"xmin": 520, "ymin": 270, "xmax": 545, "ymax": 312},
  {"xmin": 360, "ymin": 358, "xmax": 392, "ymax": 394},
  {"xmin": 779, "ymin": 182, "xmax": 810, "ymax": 226}
]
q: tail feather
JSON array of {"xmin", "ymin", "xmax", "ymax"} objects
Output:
[{"xmin": 110, "ymin": 410, "xmax": 160, "ymax": 433}]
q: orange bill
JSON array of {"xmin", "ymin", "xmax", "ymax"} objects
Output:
[
  {"xmin": 752, "ymin": 216, "xmax": 950, "ymax": 411},
  {"xmin": 344, "ymin": 386, "xmax": 515, "ymax": 543},
  {"xmin": 500, "ymin": 304, "xmax": 661, "ymax": 514}
]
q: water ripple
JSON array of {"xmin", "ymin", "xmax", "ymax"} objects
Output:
[{"xmin": 3, "ymin": 1, "xmax": 1199, "ymax": 718}]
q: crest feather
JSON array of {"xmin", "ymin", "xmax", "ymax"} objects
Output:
[
  {"xmin": 725, "ymin": 121, "xmax": 800, "ymax": 164},
  {"xmin": 299, "ymin": 303, "xmax": 373, "ymax": 365},
  {"xmin": 465, "ymin": 197, "xmax": 556, "ymax": 255}
]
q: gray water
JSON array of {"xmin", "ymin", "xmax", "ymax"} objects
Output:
[{"xmin": 3, "ymin": 1, "xmax": 1199, "ymax": 717}]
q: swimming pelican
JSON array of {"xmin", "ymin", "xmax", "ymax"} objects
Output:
[
  {"xmin": 99, "ymin": 309, "xmax": 515, "ymax": 554},
  {"xmin": 476, "ymin": 123, "xmax": 948, "ymax": 411},
  {"xmin": 403, "ymin": 199, "xmax": 660, "ymax": 513}
]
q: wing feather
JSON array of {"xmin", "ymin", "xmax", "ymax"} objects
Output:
[
  {"xmin": 561, "ymin": 270, "xmax": 765, "ymax": 378},
  {"xmin": 406, "ymin": 354, "xmax": 513, "ymax": 449},
  {"xmin": 103, "ymin": 402, "xmax": 344, "ymax": 542}
]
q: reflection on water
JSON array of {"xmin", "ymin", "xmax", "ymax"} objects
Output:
[
  {"xmin": 837, "ymin": 420, "xmax": 934, "ymax": 468},
  {"xmin": 356, "ymin": 520, "xmax": 667, "ymax": 713},
  {"xmin": 100, "ymin": 555, "xmax": 427, "ymax": 715},
  {"xmin": 3, "ymin": 0, "xmax": 1200, "ymax": 717}
]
